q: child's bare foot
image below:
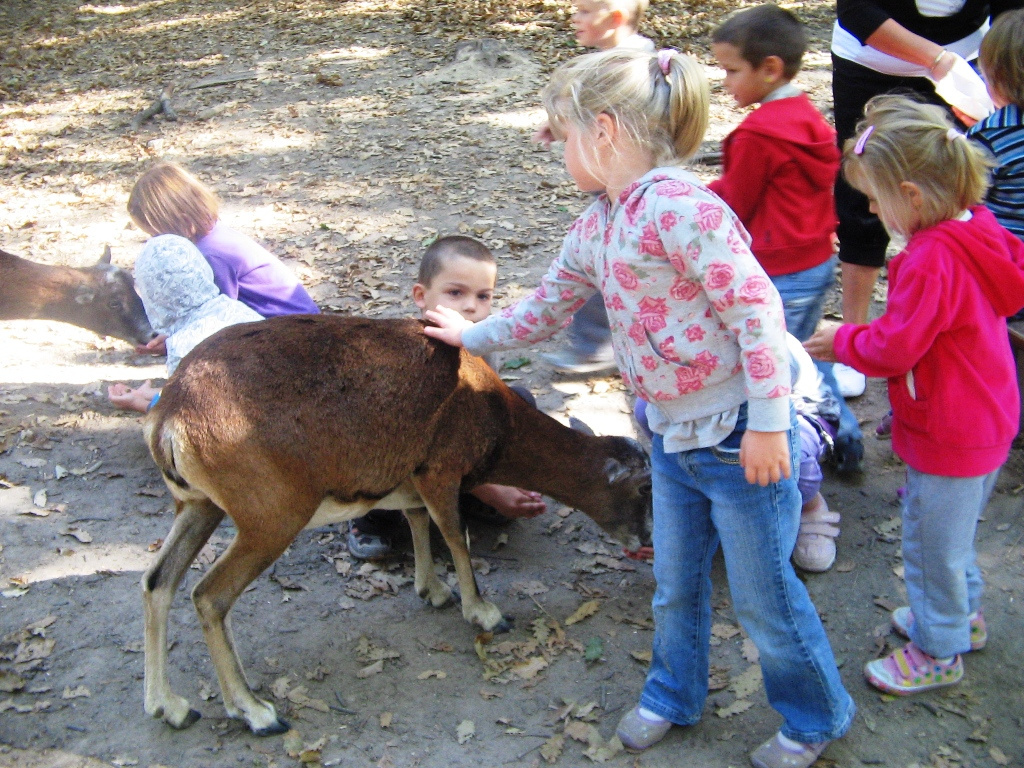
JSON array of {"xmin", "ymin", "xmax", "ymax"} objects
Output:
[
  {"xmin": 471, "ymin": 484, "xmax": 546, "ymax": 519},
  {"xmin": 108, "ymin": 380, "xmax": 161, "ymax": 413}
]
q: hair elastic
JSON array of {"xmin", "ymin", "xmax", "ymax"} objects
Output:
[
  {"xmin": 853, "ymin": 125, "xmax": 874, "ymax": 155},
  {"xmin": 947, "ymin": 127, "xmax": 963, "ymax": 141},
  {"xmin": 657, "ymin": 49, "xmax": 673, "ymax": 77}
]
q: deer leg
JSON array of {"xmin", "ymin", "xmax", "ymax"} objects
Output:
[
  {"xmin": 142, "ymin": 498, "xmax": 224, "ymax": 730},
  {"xmin": 414, "ymin": 480, "xmax": 509, "ymax": 633},
  {"xmin": 404, "ymin": 506, "xmax": 454, "ymax": 608},
  {"xmin": 191, "ymin": 526, "xmax": 300, "ymax": 736}
]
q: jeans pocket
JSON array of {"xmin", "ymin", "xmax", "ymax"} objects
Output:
[
  {"xmin": 710, "ymin": 440, "xmax": 742, "ymax": 465},
  {"xmin": 710, "ymin": 444, "xmax": 742, "ymax": 464}
]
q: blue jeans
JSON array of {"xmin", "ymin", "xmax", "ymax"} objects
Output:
[
  {"xmin": 903, "ymin": 467, "xmax": 998, "ymax": 658},
  {"xmin": 771, "ymin": 260, "xmax": 864, "ymax": 461},
  {"xmin": 770, "ymin": 259, "xmax": 835, "ymax": 342},
  {"xmin": 641, "ymin": 414, "xmax": 855, "ymax": 744}
]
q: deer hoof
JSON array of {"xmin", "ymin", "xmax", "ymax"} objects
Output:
[
  {"xmin": 252, "ymin": 717, "xmax": 290, "ymax": 737},
  {"xmin": 170, "ymin": 708, "xmax": 202, "ymax": 730},
  {"xmin": 493, "ymin": 615, "xmax": 514, "ymax": 634}
]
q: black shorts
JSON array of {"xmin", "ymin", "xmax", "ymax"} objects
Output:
[{"xmin": 832, "ymin": 55, "xmax": 948, "ymax": 268}]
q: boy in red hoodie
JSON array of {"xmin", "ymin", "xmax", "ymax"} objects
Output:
[{"xmin": 710, "ymin": 4, "xmax": 860, "ymax": 570}]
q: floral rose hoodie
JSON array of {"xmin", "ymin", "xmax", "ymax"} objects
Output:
[{"xmin": 461, "ymin": 167, "xmax": 792, "ymax": 443}]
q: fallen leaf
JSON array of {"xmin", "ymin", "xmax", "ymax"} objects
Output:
[
  {"xmin": 0, "ymin": 673, "xmax": 25, "ymax": 693},
  {"xmin": 511, "ymin": 656, "xmax": 548, "ymax": 680},
  {"xmin": 584, "ymin": 735, "xmax": 624, "ymax": 763},
  {"xmin": 564, "ymin": 719, "xmax": 598, "ymax": 743},
  {"xmin": 64, "ymin": 527, "xmax": 92, "ymax": 543},
  {"xmin": 728, "ymin": 664, "xmax": 763, "ymax": 699},
  {"xmin": 716, "ymin": 699, "xmax": 754, "ymax": 718},
  {"xmin": 456, "ymin": 719, "xmax": 475, "ymax": 744},
  {"xmin": 835, "ymin": 560, "xmax": 855, "ymax": 573},
  {"xmin": 541, "ymin": 733, "xmax": 565, "ymax": 763},
  {"xmin": 32, "ymin": 489, "xmax": 47, "ymax": 507},
  {"xmin": 474, "ymin": 631, "xmax": 493, "ymax": 661},
  {"xmin": 61, "ymin": 685, "xmax": 90, "ymax": 699},
  {"xmin": 18, "ymin": 507, "xmax": 50, "ymax": 517},
  {"xmin": 990, "ymin": 746, "xmax": 1010, "ymax": 766},
  {"xmin": 356, "ymin": 660, "xmax": 384, "ymax": 678},
  {"xmin": 741, "ymin": 638, "xmax": 759, "ymax": 664},
  {"xmin": 873, "ymin": 596, "xmax": 900, "ymax": 613},
  {"xmin": 380, "ymin": 711, "xmax": 393, "ymax": 728},
  {"xmin": 480, "ymin": 688, "xmax": 503, "ymax": 700},
  {"xmin": 287, "ymin": 685, "xmax": 330, "ymax": 712},
  {"xmin": 198, "ymin": 680, "xmax": 217, "ymax": 701},
  {"xmin": 630, "ymin": 650, "xmax": 652, "ymax": 664},
  {"xmin": 283, "ymin": 729, "xmax": 304, "ymax": 757},
  {"xmin": 417, "ymin": 669, "xmax": 447, "ymax": 679},
  {"xmin": 583, "ymin": 636, "xmax": 603, "ymax": 663},
  {"xmin": 501, "ymin": 356, "xmax": 531, "ymax": 370},
  {"xmin": 708, "ymin": 665, "xmax": 730, "ymax": 691},
  {"xmin": 14, "ymin": 637, "xmax": 55, "ymax": 664},
  {"xmin": 270, "ymin": 676, "xmax": 292, "ymax": 699},
  {"xmin": 565, "ymin": 599, "xmax": 600, "ymax": 625},
  {"xmin": 711, "ymin": 622, "xmax": 741, "ymax": 640}
]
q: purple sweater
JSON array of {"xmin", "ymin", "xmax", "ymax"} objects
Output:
[{"xmin": 194, "ymin": 221, "xmax": 319, "ymax": 317}]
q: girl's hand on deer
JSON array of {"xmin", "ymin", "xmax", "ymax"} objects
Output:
[
  {"xmin": 423, "ymin": 305, "xmax": 473, "ymax": 347},
  {"xmin": 803, "ymin": 323, "xmax": 840, "ymax": 363},
  {"xmin": 739, "ymin": 430, "xmax": 791, "ymax": 486}
]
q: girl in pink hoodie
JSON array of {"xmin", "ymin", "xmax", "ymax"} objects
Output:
[{"xmin": 806, "ymin": 95, "xmax": 1024, "ymax": 696}]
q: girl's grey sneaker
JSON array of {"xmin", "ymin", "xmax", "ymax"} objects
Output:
[
  {"xmin": 540, "ymin": 348, "xmax": 617, "ymax": 375},
  {"xmin": 891, "ymin": 606, "xmax": 987, "ymax": 651},
  {"xmin": 750, "ymin": 733, "xmax": 829, "ymax": 768},
  {"xmin": 615, "ymin": 706, "xmax": 671, "ymax": 750}
]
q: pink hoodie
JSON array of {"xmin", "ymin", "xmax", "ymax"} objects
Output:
[{"xmin": 835, "ymin": 207, "xmax": 1024, "ymax": 476}]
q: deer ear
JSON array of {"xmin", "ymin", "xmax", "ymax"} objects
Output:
[
  {"xmin": 75, "ymin": 284, "xmax": 97, "ymax": 305},
  {"xmin": 604, "ymin": 457, "xmax": 630, "ymax": 484},
  {"xmin": 98, "ymin": 245, "xmax": 112, "ymax": 265}
]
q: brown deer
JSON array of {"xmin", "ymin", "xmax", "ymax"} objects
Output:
[
  {"xmin": 0, "ymin": 247, "xmax": 155, "ymax": 345},
  {"xmin": 141, "ymin": 314, "xmax": 651, "ymax": 735}
]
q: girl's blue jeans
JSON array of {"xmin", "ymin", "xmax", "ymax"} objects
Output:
[
  {"xmin": 640, "ymin": 415, "xmax": 855, "ymax": 744},
  {"xmin": 903, "ymin": 467, "xmax": 998, "ymax": 658}
]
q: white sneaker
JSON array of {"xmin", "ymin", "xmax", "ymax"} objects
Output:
[{"xmin": 832, "ymin": 363, "xmax": 866, "ymax": 398}]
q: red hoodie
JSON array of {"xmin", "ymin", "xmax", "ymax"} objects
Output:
[
  {"xmin": 834, "ymin": 207, "xmax": 1024, "ymax": 476},
  {"xmin": 709, "ymin": 94, "xmax": 839, "ymax": 277}
]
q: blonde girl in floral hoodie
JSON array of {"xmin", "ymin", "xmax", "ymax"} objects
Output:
[{"xmin": 425, "ymin": 48, "xmax": 853, "ymax": 768}]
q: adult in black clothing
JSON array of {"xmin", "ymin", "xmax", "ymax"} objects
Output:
[{"xmin": 831, "ymin": 0, "xmax": 1024, "ymax": 331}]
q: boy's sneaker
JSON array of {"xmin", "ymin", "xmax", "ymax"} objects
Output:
[
  {"xmin": 864, "ymin": 641, "xmax": 963, "ymax": 695},
  {"xmin": 346, "ymin": 513, "xmax": 396, "ymax": 560},
  {"xmin": 832, "ymin": 363, "xmax": 866, "ymax": 398},
  {"xmin": 891, "ymin": 606, "xmax": 987, "ymax": 651},
  {"xmin": 750, "ymin": 732, "xmax": 830, "ymax": 768}
]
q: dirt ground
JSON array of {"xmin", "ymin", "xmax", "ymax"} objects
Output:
[{"xmin": 2, "ymin": 2, "xmax": 1024, "ymax": 767}]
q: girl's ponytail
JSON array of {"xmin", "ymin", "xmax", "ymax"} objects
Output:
[
  {"xmin": 543, "ymin": 48, "xmax": 709, "ymax": 167},
  {"xmin": 657, "ymin": 49, "xmax": 710, "ymax": 162}
]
